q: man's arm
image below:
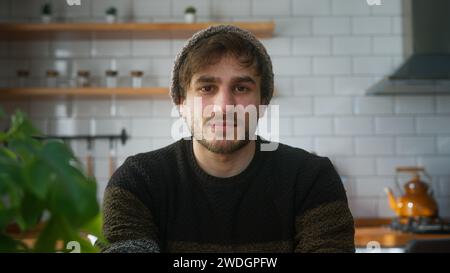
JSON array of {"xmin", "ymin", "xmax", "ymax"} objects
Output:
[
  {"xmin": 294, "ymin": 157, "xmax": 355, "ymax": 253},
  {"xmin": 101, "ymin": 158, "xmax": 161, "ymax": 253}
]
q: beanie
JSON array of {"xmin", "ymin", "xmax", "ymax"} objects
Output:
[{"xmin": 170, "ymin": 24, "xmax": 274, "ymax": 105}]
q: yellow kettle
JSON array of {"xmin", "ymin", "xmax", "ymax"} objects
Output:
[{"xmin": 384, "ymin": 167, "xmax": 438, "ymax": 218}]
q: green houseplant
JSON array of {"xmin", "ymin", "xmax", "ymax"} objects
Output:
[
  {"xmin": 0, "ymin": 108, "xmax": 105, "ymax": 252},
  {"xmin": 41, "ymin": 3, "xmax": 52, "ymax": 24},
  {"xmin": 105, "ymin": 7, "xmax": 118, "ymax": 23},
  {"xmin": 184, "ymin": 6, "xmax": 197, "ymax": 23}
]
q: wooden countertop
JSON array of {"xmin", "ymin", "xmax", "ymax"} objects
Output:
[
  {"xmin": 355, "ymin": 227, "xmax": 450, "ymax": 248},
  {"xmin": 354, "ymin": 218, "xmax": 450, "ymax": 248}
]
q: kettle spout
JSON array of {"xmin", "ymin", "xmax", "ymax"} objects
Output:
[{"xmin": 384, "ymin": 187, "xmax": 397, "ymax": 211}]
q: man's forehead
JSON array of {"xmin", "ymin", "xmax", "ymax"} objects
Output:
[{"xmin": 192, "ymin": 55, "xmax": 259, "ymax": 79}]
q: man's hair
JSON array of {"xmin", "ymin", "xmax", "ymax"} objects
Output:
[{"xmin": 170, "ymin": 25, "xmax": 274, "ymax": 105}]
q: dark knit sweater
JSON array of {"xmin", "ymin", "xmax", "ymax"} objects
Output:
[{"xmin": 102, "ymin": 137, "xmax": 355, "ymax": 253}]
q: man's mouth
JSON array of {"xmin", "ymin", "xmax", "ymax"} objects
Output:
[
  {"xmin": 204, "ymin": 120, "xmax": 241, "ymax": 132},
  {"xmin": 212, "ymin": 121, "xmax": 237, "ymax": 128}
]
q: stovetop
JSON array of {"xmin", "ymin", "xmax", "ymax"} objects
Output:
[{"xmin": 390, "ymin": 217, "xmax": 450, "ymax": 234}]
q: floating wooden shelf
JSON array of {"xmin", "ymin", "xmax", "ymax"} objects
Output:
[
  {"xmin": 0, "ymin": 87, "xmax": 169, "ymax": 98},
  {"xmin": 0, "ymin": 21, "xmax": 275, "ymax": 40}
]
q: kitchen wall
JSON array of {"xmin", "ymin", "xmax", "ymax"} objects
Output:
[{"xmin": 1, "ymin": 0, "xmax": 449, "ymax": 218}]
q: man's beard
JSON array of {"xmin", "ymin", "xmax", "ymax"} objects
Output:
[
  {"xmin": 190, "ymin": 118, "xmax": 252, "ymax": 154},
  {"xmin": 196, "ymin": 137, "xmax": 250, "ymax": 154}
]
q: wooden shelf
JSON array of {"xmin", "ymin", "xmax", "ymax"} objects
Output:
[
  {"xmin": 0, "ymin": 87, "xmax": 169, "ymax": 98},
  {"xmin": 0, "ymin": 21, "xmax": 275, "ymax": 40}
]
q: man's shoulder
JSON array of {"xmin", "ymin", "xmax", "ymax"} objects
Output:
[
  {"xmin": 264, "ymin": 140, "xmax": 336, "ymax": 177},
  {"xmin": 108, "ymin": 139, "xmax": 185, "ymax": 188},
  {"xmin": 268, "ymin": 140, "xmax": 320, "ymax": 163}
]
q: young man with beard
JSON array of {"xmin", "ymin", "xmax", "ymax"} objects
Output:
[{"xmin": 102, "ymin": 25, "xmax": 355, "ymax": 253}]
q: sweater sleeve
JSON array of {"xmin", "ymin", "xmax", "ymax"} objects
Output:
[
  {"xmin": 294, "ymin": 157, "xmax": 355, "ymax": 253},
  {"xmin": 101, "ymin": 157, "xmax": 161, "ymax": 253}
]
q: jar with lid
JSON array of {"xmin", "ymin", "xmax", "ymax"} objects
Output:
[
  {"xmin": 16, "ymin": 69, "xmax": 30, "ymax": 88},
  {"xmin": 130, "ymin": 70, "xmax": 144, "ymax": 88},
  {"xmin": 46, "ymin": 69, "xmax": 59, "ymax": 88},
  {"xmin": 105, "ymin": 70, "xmax": 118, "ymax": 88},
  {"xmin": 76, "ymin": 70, "xmax": 90, "ymax": 87}
]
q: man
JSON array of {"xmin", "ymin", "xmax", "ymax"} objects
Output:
[{"xmin": 102, "ymin": 25, "xmax": 355, "ymax": 253}]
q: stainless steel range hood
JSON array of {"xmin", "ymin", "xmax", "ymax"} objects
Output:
[{"xmin": 367, "ymin": 0, "xmax": 450, "ymax": 95}]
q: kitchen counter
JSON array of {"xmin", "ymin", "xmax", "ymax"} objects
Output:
[
  {"xmin": 354, "ymin": 218, "xmax": 450, "ymax": 248},
  {"xmin": 355, "ymin": 227, "xmax": 450, "ymax": 248}
]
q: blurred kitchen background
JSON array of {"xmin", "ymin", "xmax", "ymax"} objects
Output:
[{"xmin": 0, "ymin": 0, "xmax": 449, "ymax": 226}]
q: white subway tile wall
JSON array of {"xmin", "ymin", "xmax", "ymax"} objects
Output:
[{"xmin": 1, "ymin": 0, "xmax": 449, "ymax": 217}]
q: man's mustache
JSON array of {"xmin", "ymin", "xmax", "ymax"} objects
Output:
[{"xmin": 204, "ymin": 113, "xmax": 246, "ymax": 127}]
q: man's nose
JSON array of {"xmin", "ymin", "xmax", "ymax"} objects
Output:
[{"xmin": 214, "ymin": 88, "xmax": 236, "ymax": 113}]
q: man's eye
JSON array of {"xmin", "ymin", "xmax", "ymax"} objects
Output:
[
  {"xmin": 199, "ymin": 86, "xmax": 214, "ymax": 93},
  {"xmin": 235, "ymin": 86, "xmax": 250, "ymax": 93}
]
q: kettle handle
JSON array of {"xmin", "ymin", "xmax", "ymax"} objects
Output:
[{"xmin": 395, "ymin": 166, "xmax": 434, "ymax": 194}]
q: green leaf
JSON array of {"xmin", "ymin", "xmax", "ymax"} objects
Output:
[
  {"xmin": 9, "ymin": 110, "xmax": 40, "ymax": 137},
  {"xmin": 8, "ymin": 139, "xmax": 40, "ymax": 162},
  {"xmin": 0, "ymin": 208, "xmax": 15, "ymax": 231},
  {"xmin": 14, "ymin": 211, "xmax": 27, "ymax": 231},
  {"xmin": 0, "ymin": 233, "xmax": 21, "ymax": 253},
  {"xmin": 34, "ymin": 217, "xmax": 59, "ymax": 252},
  {"xmin": 0, "ymin": 173, "xmax": 24, "ymax": 211},
  {"xmin": 47, "ymin": 174, "xmax": 99, "ymax": 227},
  {"xmin": 23, "ymin": 158, "xmax": 53, "ymax": 200},
  {"xmin": 0, "ymin": 147, "xmax": 18, "ymax": 160},
  {"xmin": 18, "ymin": 193, "xmax": 44, "ymax": 231},
  {"xmin": 41, "ymin": 141, "xmax": 99, "ymax": 227}
]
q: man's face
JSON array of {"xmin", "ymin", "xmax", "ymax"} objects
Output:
[{"xmin": 181, "ymin": 55, "xmax": 262, "ymax": 154}]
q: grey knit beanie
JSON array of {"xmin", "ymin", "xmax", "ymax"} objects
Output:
[{"xmin": 170, "ymin": 24, "xmax": 274, "ymax": 105}]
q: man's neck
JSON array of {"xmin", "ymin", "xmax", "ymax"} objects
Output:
[{"xmin": 192, "ymin": 140, "xmax": 256, "ymax": 178}]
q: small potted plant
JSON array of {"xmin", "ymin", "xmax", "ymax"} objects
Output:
[
  {"xmin": 41, "ymin": 3, "xmax": 52, "ymax": 24},
  {"xmin": 105, "ymin": 7, "xmax": 118, "ymax": 24},
  {"xmin": 184, "ymin": 6, "xmax": 196, "ymax": 23}
]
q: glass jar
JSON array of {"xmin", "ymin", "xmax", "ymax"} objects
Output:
[
  {"xmin": 130, "ymin": 70, "xmax": 143, "ymax": 88},
  {"xmin": 105, "ymin": 70, "xmax": 118, "ymax": 88},
  {"xmin": 16, "ymin": 69, "xmax": 30, "ymax": 88},
  {"xmin": 45, "ymin": 69, "xmax": 59, "ymax": 88},
  {"xmin": 76, "ymin": 70, "xmax": 90, "ymax": 87}
]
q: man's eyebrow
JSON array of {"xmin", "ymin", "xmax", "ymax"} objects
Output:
[
  {"xmin": 194, "ymin": 75, "xmax": 221, "ymax": 84},
  {"xmin": 231, "ymin": 76, "xmax": 257, "ymax": 85},
  {"xmin": 193, "ymin": 75, "xmax": 257, "ymax": 85}
]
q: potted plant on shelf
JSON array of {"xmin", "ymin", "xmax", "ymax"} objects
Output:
[
  {"xmin": 40, "ymin": 3, "xmax": 52, "ymax": 24},
  {"xmin": 184, "ymin": 6, "xmax": 197, "ymax": 23},
  {"xmin": 105, "ymin": 7, "xmax": 118, "ymax": 23},
  {"xmin": 0, "ymin": 108, "xmax": 105, "ymax": 253}
]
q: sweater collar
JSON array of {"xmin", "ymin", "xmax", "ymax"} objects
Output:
[{"xmin": 183, "ymin": 136, "xmax": 265, "ymax": 185}]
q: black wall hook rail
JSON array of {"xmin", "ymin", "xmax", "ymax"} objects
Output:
[{"xmin": 34, "ymin": 128, "xmax": 129, "ymax": 145}]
